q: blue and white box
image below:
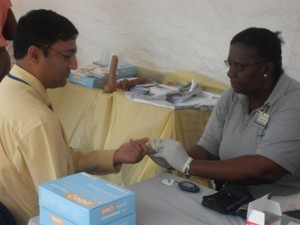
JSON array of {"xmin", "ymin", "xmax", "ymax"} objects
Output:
[
  {"xmin": 68, "ymin": 63, "xmax": 137, "ymax": 89},
  {"xmin": 40, "ymin": 206, "xmax": 136, "ymax": 225},
  {"xmin": 39, "ymin": 172, "xmax": 135, "ymax": 225},
  {"xmin": 92, "ymin": 61, "xmax": 137, "ymax": 77}
]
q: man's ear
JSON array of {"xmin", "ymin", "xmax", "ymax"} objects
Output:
[{"xmin": 27, "ymin": 46, "xmax": 42, "ymax": 64}]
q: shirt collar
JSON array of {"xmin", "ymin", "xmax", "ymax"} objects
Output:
[
  {"xmin": 9, "ymin": 65, "xmax": 51, "ymax": 107},
  {"xmin": 265, "ymin": 73, "xmax": 290, "ymax": 106},
  {"xmin": 236, "ymin": 73, "xmax": 290, "ymax": 109}
]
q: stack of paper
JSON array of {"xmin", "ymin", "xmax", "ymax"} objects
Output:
[
  {"xmin": 130, "ymin": 96, "xmax": 218, "ymax": 110},
  {"xmin": 125, "ymin": 80, "xmax": 220, "ymax": 109},
  {"xmin": 167, "ymin": 86, "xmax": 202, "ymax": 103}
]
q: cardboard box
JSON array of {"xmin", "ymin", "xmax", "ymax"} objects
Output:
[
  {"xmin": 92, "ymin": 61, "xmax": 137, "ymax": 77},
  {"xmin": 246, "ymin": 194, "xmax": 282, "ymax": 225},
  {"xmin": 40, "ymin": 206, "xmax": 136, "ymax": 225},
  {"xmin": 68, "ymin": 73, "xmax": 107, "ymax": 89},
  {"xmin": 39, "ymin": 172, "xmax": 135, "ymax": 225},
  {"xmin": 68, "ymin": 64, "xmax": 136, "ymax": 89}
]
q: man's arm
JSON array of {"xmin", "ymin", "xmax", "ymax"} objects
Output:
[{"xmin": 71, "ymin": 137, "xmax": 154, "ymax": 174}]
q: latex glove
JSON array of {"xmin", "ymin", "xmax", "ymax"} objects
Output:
[
  {"xmin": 147, "ymin": 139, "xmax": 171, "ymax": 168},
  {"xmin": 148, "ymin": 139, "xmax": 192, "ymax": 173}
]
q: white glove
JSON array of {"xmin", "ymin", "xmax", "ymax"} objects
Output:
[
  {"xmin": 148, "ymin": 139, "xmax": 192, "ymax": 173},
  {"xmin": 147, "ymin": 139, "xmax": 171, "ymax": 168}
]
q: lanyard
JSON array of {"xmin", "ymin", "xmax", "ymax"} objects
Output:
[
  {"xmin": 7, "ymin": 74, "xmax": 53, "ymax": 111},
  {"xmin": 7, "ymin": 74, "xmax": 30, "ymax": 86}
]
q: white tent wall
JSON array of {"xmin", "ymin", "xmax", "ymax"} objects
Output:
[{"xmin": 11, "ymin": 0, "xmax": 300, "ymax": 85}]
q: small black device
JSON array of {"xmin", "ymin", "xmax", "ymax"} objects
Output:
[
  {"xmin": 178, "ymin": 180, "xmax": 200, "ymax": 193},
  {"xmin": 201, "ymin": 184, "xmax": 254, "ymax": 215}
]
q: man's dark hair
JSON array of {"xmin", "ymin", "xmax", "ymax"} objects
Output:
[
  {"xmin": 231, "ymin": 27, "xmax": 284, "ymax": 82},
  {"xmin": 13, "ymin": 9, "xmax": 78, "ymax": 59}
]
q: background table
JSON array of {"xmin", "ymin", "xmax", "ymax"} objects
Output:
[
  {"xmin": 47, "ymin": 68, "xmax": 228, "ymax": 186},
  {"xmin": 47, "ymin": 82, "xmax": 213, "ymax": 186}
]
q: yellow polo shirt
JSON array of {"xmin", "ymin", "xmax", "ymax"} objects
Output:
[{"xmin": 0, "ymin": 65, "xmax": 119, "ymax": 225}]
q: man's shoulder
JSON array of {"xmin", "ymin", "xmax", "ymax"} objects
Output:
[{"xmin": 0, "ymin": 99, "xmax": 58, "ymax": 131}]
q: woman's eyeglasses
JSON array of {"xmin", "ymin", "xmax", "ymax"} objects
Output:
[{"xmin": 224, "ymin": 60, "xmax": 268, "ymax": 73}]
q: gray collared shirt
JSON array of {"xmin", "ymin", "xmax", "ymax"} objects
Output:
[{"xmin": 199, "ymin": 73, "xmax": 300, "ymax": 197}]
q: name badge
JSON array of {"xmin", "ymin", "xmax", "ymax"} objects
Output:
[{"xmin": 252, "ymin": 111, "xmax": 269, "ymax": 128}]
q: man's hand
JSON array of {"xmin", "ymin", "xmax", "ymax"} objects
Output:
[
  {"xmin": 113, "ymin": 138, "xmax": 155, "ymax": 164},
  {"xmin": 148, "ymin": 139, "xmax": 192, "ymax": 173}
]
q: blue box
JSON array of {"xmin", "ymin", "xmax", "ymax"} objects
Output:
[
  {"xmin": 92, "ymin": 62, "xmax": 137, "ymax": 77},
  {"xmin": 39, "ymin": 172, "xmax": 135, "ymax": 225},
  {"xmin": 40, "ymin": 206, "xmax": 136, "ymax": 225},
  {"xmin": 68, "ymin": 73, "xmax": 108, "ymax": 89},
  {"xmin": 68, "ymin": 64, "xmax": 137, "ymax": 89}
]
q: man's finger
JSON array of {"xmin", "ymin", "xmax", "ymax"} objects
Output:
[{"xmin": 134, "ymin": 137, "xmax": 149, "ymax": 144}]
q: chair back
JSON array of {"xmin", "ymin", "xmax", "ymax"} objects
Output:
[{"xmin": 0, "ymin": 202, "xmax": 17, "ymax": 225}]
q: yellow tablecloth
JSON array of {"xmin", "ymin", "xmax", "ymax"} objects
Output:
[{"xmin": 47, "ymin": 69, "xmax": 227, "ymax": 187}]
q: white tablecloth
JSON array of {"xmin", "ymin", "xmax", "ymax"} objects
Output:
[
  {"xmin": 29, "ymin": 173, "xmax": 300, "ymax": 225},
  {"xmin": 128, "ymin": 173, "xmax": 245, "ymax": 225}
]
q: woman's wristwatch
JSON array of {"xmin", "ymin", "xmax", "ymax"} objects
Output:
[{"xmin": 183, "ymin": 158, "xmax": 193, "ymax": 178}]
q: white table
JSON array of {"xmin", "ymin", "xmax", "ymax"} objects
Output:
[
  {"xmin": 128, "ymin": 173, "xmax": 300, "ymax": 225},
  {"xmin": 127, "ymin": 172, "xmax": 245, "ymax": 225},
  {"xmin": 29, "ymin": 173, "xmax": 300, "ymax": 225}
]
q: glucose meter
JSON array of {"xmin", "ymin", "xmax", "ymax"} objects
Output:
[{"xmin": 178, "ymin": 180, "xmax": 200, "ymax": 193}]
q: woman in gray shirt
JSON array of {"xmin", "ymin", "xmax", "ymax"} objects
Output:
[{"xmin": 149, "ymin": 27, "xmax": 300, "ymax": 219}]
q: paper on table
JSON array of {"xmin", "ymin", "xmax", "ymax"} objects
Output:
[
  {"xmin": 128, "ymin": 95, "xmax": 218, "ymax": 110},
  {"xmin": 125, "ymin": 80, "xmax": 220, "ymax": 109},
  {"xmin": 149, "ymin": 84, "xmax": 181, "ymax": 96},
  {"xmin": 167, "ymin": 86, "xmax": 202, "ymax": 103}
]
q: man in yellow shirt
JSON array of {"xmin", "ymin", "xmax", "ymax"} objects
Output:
[{"xmin": 0, "ymin": 9, "xmax": 153, "ymax": 225}]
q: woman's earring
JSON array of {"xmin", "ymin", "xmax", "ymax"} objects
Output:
[{"xmin": 263, "ymin": 74, "xmax": 268, "ymax": 78}]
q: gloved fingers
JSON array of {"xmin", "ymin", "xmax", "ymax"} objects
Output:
[
  {"xmin": 149, "ymin": 155, "xmax": 171, "ymax": 168},
  {"xmin": 147, "ymin": 138, "xmax": 163, "ymax": 151},
  {"xmin": 152, "ymin": 151, "xmax": 167, "ymax": 158},
  {"xmin": 159, "ymin": 139, "xmax": 185, "ymax": 150}
]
